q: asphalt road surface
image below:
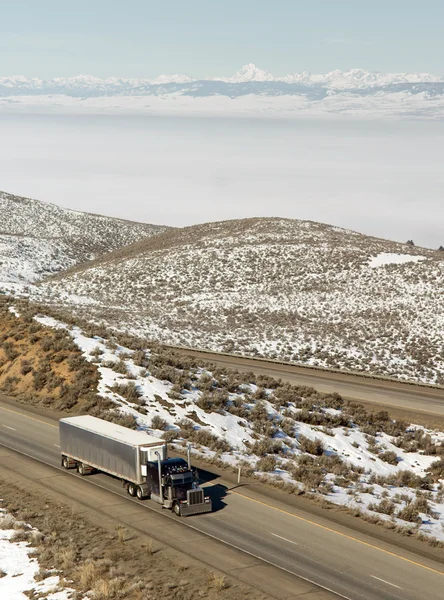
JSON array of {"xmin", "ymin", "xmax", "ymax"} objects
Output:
[
  {"xmin": 178, "ymin": 349, "xmax": 444, "ymax": 417},
  {"xmin": 1, "ymin": 400, "xmax": 443, "ymax": 600}
]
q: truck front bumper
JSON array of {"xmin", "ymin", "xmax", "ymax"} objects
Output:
[{"xmin": 179, "ymin": 498, "xmax": 212, "ymax": 516}]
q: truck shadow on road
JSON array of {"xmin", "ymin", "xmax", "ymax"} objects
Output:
[
  {"xmin": 195, "ymin": 465, "xmax": 247, "ymax": 513},
  {"xmin": 201, "ymin": 483, "xmax": 229, "ymax": 513}
]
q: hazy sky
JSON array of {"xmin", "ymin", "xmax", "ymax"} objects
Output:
[
  {"xmin": 1, "ymin": 0, "xmax": 444, "ymax": 78},
  {"xmin": 1, "ymin": 112, "xmax": 443, "ymax": 249}
]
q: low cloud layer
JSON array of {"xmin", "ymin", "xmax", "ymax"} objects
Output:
[{"xmin": 1, "ymin": 112, "xmax": 442, "ymax": 248}]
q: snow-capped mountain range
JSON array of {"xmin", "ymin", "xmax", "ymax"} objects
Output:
[
  {"xmin": 2, "ymin": 65, "xmax": 444, "ymax": 118},
  {"xmin": 1, "ymin": 64, "xmax": 443, "ymax": 96}
]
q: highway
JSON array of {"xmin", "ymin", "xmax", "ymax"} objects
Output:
[
  {"xmin": 1, "ymin": 399, "xmax": 444, "ymax": 600},
  {"xmin": 178, "ymin": 348, "xmax": 444, "ymax": 417}
]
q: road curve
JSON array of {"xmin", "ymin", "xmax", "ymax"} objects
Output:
[
  {"xmin": 1, "ymin": 400, "xmax": 444, "ymax": 600},
  {"xmin": 178, "ymin": 349, "xmax": 444, "ymax": 417}
]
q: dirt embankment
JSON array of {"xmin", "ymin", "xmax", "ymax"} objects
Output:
[
  {"xmin": 0, "ymin": 299, "xmax": 96, "ymax": 410},
  {"xmin": 0, "ymin": 299, "xmax": 134, "ymax": 426}
]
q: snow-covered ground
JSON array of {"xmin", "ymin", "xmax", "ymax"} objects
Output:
[
  {"xmin": 0, "ymin": 509, "xmax": 77, "ymax": 600},
  {"xmin": 0, "ymin": 191, "xmax": 167, "ymax": 288},
  {"xmin": 34, "ymin": 218, "xmax": 444, "ymax": 385},
  {"xmin": 368, "ymin": 252, "xmax": 427, "ymax": 268},
  {"xmin": 31, "ymin": 313, "xmax": 444, "ymax": 544}
]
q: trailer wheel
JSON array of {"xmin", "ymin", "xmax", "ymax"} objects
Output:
[
  {"xmin": 127, "ymin": 483, "xmax": 137, "ymax": 497},
  {"xmin": 78, "ymin": 463, "xmax": 86, "ymax": 476},
  {"xmin": 62, "ymin": 456, "xmax": 70, "ymax": 469},
  {"xmin": 173, "ymin": 502, "xmax": 181, "ymax": 517}
]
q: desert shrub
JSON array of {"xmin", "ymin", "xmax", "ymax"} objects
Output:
[
  {"xmin": 249, "ymin": 438, "xmax": 283, "ymax": 457},
  {"xmin": 252, "ymin": 386, "xmax": 267, "ymax": 400},
  {"xmin": 176, "ymin": 418, "xmax": 195, "ymax": 432},
  {"xmin": 67, "ymin": 355, "xmax": 84, "ymax": 372},
  {"xmin": 90, "ymin": 346, "xmax": 103, "ymax": 358},
  {"xmin": 132, "ymin": 350, "xmax": 147, "ymax": 366},
  {"xmin": 102, "ymin": 412, "xmax": 137, "ymax": 429},
  {"xmin": 280, "ymin": 418, "xmax": 296, "ymax": 437},
  {"xmin": 113, "ymin": 360, "xmax": 129, "ymax": 375},
  {"xmin": 397, "ymin": 503, "xmax": 421, "ymax": 523},
  {"xmin": 1, "ymin": 376, "xmax": 20, "ymax": 392},
  {"xmin": 197, "ymin": 373, "xmax": 215, "ymax": 391},
  {"xmin": 32, "ymin": 364, "xmax": 51, "ymax": 391},
  {"xmin": 322, "ymin": 392, "xmax": 343, "ymax": 410},
  {"xmin": 40, "ymin": 336, "xmax": 55, "ymax": 352},
  {"xmin": 111, "ymin": 382, "xmax": 142, "ymax": 403},
  {"xmin": 298, "ymin": 435, "xmax": 324, "ymax": 456},
  {"xmin": 196, "ymin": 392, "xmax": 214, "ymax": 412},
  {"xmin": 291, "ymin": 463, "xmax": 324, "ymax": 491},
  {"xmin": 413, "ymin": 494, "xmax": 431, "ymax": 515},
  {"xmin": 256, "ymin": 455, "xmax": 277, "ymax": 472},
  {"xmin": 162, "ymin": 430, "xmax": 178, "ymax": 442},
  {"xmin": 429, "ymin": 458, "xmax": 444, "ymax": 480},
  {"xmin": 20, "ymin": 360, "xmax": 33, "ymax": 375},
  {"xmin": 2, "ymin": 341, "xmax": 19, "ymax": 362},
  {"xmin": 379, "ymin": 450, "xmax": 398, "ymax": 465},
  {"xmin": 191, "ymin": 429, "xmax": 230, "ymax": 452},
  {"xmin": 151, "ymin": 415, "xmax": 168, "ymax": 430},
  {"xmin": 368, "ymin": 498, "xmax": 396, "ymax": 516},
  {"xmin": 250, "ymin": 400, "xmax": 269, "ymax": 423}
]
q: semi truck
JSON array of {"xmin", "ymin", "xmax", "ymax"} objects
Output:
[{"xmin": 59, "ymin": 415, "xmax": 212, "ymax": 516}]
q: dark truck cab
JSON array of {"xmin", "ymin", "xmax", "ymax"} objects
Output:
[{"xmin": 147, "ymin": 457, "xmax": 212, "ymax": 516}]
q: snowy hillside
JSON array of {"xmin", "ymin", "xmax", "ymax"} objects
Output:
[
  {"xmin": 0, "ymin": 191, "xmax": 168, "ymax": 288},
  {"xmin": 21, "ymin": 313, "xmax": 444, "ymax": 545},
  {"xmin": 38, "ymin": 218, "xmax": 444, "ymax": 384},
  {"xmin": 1, "ymin": 65, "xmax": 444, "ymax": 118}
]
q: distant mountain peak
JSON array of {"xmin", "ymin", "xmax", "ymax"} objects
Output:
[
  {"xmin": 229, "ymin": 63, "xmax": 274, "ymax": 82},
  {"xmin": 2, "ymin": 66, "xmax": 442, "ymax": 91}
]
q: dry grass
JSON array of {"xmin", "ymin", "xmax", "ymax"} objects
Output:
[
  {"xmin": 209, "ymin": 573, "xmax": 228, "ymax": 591},
  {"xmin": 76, "ymin": 560, "xmax": 101, "ymax": 589},
  {"xmin": 0, "ymin": 479, "xmax": 266, "ymax": 600}
]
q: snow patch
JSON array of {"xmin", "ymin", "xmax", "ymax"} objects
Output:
[{"xmin": 368, "ymin": 252, "xmax": 427, "ymax": 268}]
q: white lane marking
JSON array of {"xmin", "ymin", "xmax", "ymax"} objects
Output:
[
  {"xmin": 54, "ymin": 444, "xmax": 60, "ymax": 448},
  {"xmin": 2, "ymin": 425, "xmax": 16, "ymax": 431},
  {"xmin": 0, "ymin": 439, "xmax": 353, "ymax": 600},
  {"xmin": 371, "ymin": 575, "xmax": 402, "ymax": 590},
  {"xmin": 270, "ymin": 532, "xmax": 299, "ymax": 545}
]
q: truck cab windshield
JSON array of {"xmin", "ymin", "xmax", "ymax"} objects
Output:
[{"xmin": 170, "ymin": 472, "xmax": 194, "ymax": 486}]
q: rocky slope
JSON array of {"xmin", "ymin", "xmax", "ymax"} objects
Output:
[
  {"xmin": 37, "ymin": 217, "xmax": 444, "ymax": 384},
  {"xmin": 0, "ymin": 191, "xmax": 169, "ymax": 288}
]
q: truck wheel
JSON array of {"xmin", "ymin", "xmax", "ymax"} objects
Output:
[
  {"xmin": 136, "ymin": 486, "xmax": 145, "ymax": 500},
  {"xmin": 78, "ymin": 463, "xmax": 86, "ymax": 476},
  {"xmin": 62, "ymin": 457, "xmax": 70, "ymax": 469},
  {"xmin": 127, "ymin": 483, "xmax": 137, "ymax": 497},
  {"xmin": 173, "ymin": 502, "xmax": 181, "ymax": 517}
]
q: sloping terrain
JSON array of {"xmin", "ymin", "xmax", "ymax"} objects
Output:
[
  {"xmin": 39, "ymin": 217, "xmax": 444, "ymax": 384},
  {"xmin": 10, "ymin": 311, "xmax": 444, "ymax": 545},
  {"xmin": 0, "ymin": 190, "xmax": 168, "ymax": 288}
]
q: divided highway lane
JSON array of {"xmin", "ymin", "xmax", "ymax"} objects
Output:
[
  {"xmin": 1, "ymin": 401, "xmax": 444, "ymax": 600},
  {"xmin": 180, "ymin": 349, "xmax": 444, "ymax": 416}
]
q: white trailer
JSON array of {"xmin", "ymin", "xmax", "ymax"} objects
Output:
[
  {"xmin": 59, "ymin": 415, "xmax": 212, "ymax": 515},
  {"xmin": 59, "ymin": 415, "xmax": 166, "ymax": 499}
]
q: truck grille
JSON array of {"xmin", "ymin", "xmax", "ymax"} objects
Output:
[{"xmin": 188, "ymin": 489, "xmax": 204, "ymax": 506}]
